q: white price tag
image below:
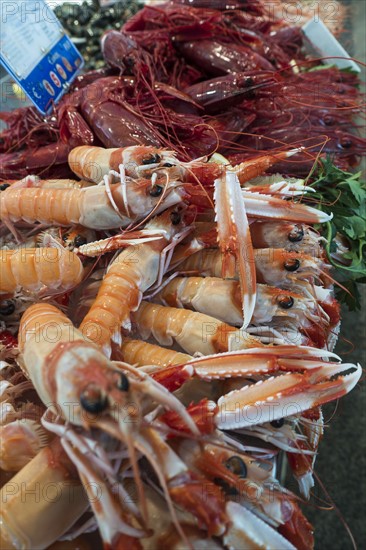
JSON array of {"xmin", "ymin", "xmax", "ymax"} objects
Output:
[
  {"xmin": 302, "ymin": 19, "xmax": 361, "ymax": 73},
  {"xmin": 0, "ymin": 0, "xmax": 84, "ymax": 114}
]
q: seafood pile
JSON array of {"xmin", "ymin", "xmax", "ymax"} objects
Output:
[
  {"xmin": 0, "ymin": 1, "xmax": 365, "ymax": 549},
  {"xmin": 1, "ymin": 1, "xmax": 365, "ymax": 180},
  {"xmin": 0, "ymin": 143, "xmax": 362, "ymax": 549}
]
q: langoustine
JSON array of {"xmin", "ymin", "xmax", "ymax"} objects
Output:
[
  {"xmin": 68, "ymin": 145, "xmax": 332, "ymax": 225},
  {"xmin": 18, "ymin": 302, "xmax": 206, "ymax": 547},
  {"xmin": 79, "ymin": 205, "xmax": 192, "ymax": 355},
  {"xmin": 0, "ymin": 170, "xmax": 184, "ymax": 231},
  {"xmin": 118, "ymin": 338, "xmax": 341, "ymax": 499},
  {"xmin": 174, "ymin": 247, "xmax": 329, "ymax": 288},
  {"xmin": 152, "ymin": 277, "xmax": 331, "ymax": 334}
]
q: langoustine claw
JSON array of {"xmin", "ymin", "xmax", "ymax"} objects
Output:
[{"xmin": 156, "ymin": 346, "xmax": 361, "ymax": 430}]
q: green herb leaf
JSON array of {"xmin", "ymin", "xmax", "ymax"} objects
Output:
[
  {"xmin": 340, "ymin": 174, "xmax": 364, "ymax": 203},
  {"xmin": 308, "ymin": 158, "xmax": 366, "ymax": 310}
]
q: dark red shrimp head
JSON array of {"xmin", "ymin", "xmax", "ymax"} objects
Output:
[
  {"xmin": 101, "ymin": 30, "xmax": 150, "ymax": 77},
  {"xmin": 78, "ymin": 79, "xmax": 160, "ymax": 148},
  {"xmin": 185, "ymin": 71, "xmax": 276, "ymax": 112}
]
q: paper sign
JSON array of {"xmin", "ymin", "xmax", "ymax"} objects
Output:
[
  {"xmin": 0, "ymin": 0, "xmax": 84, "ymax": 114},
  {"xmin": 302, "ymin": 19, "xmax": 361, "ymax": 73}
]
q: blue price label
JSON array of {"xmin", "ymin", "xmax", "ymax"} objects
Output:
[{"xmin": 0, "ymin": 0, "xmax": 84, "ymax": 115}]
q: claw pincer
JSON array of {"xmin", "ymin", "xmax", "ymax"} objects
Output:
[{"xmin": 154, "ymin": 347, "xmax": 361, "ymax": 431}]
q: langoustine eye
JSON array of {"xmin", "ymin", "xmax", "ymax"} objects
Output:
[
  {"xmin": 149, "ymin": 184, "xmax": 164, "ymax": 197},
  {"xmin": 80, "ymin": 383, "xmax": 108, "ymax": 413},
  {"xmin": 225, "ymin": 455, "xmax": 247, "ymax": 478},
  {"xmin": 0, "ymin": 300, "xmax": 16, "ymax": 316},
  {"xmin": 288, "ymin": 225, "xmax": 304, "ymax": 243},
  {"xmin": 271, "ymin": 418, "xmax": 285, "ymax": 428},
  {"xmin": 74, "ymin": 235, "xmax": 88, "ymax": 247},
  {"xmin": 276, "ymin": 295, "xmax": 294, "ymax": 309},
  {"xmin": 284, "ymin": 258, "xmax": 300, "ymax": 272},
  {"xmin": 116, "ymin": 373, "xmax": 130, "ymax": 392},
  {"xmin": 142, "ymin": 153, "xmax": 161, "ymax": 165},
  {"xmin": 170, "ymin": 210, "xmax": 182, "ymax": 225}
]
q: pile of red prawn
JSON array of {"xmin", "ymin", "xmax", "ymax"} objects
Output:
[{"xmin": 1, "ymin": 0, "xmax": 365, "ymax": 180}]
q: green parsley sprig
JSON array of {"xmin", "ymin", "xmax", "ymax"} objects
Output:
[{"xmin": 308, "ymin": 158, "xmax": 366, "ymax": 310}]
